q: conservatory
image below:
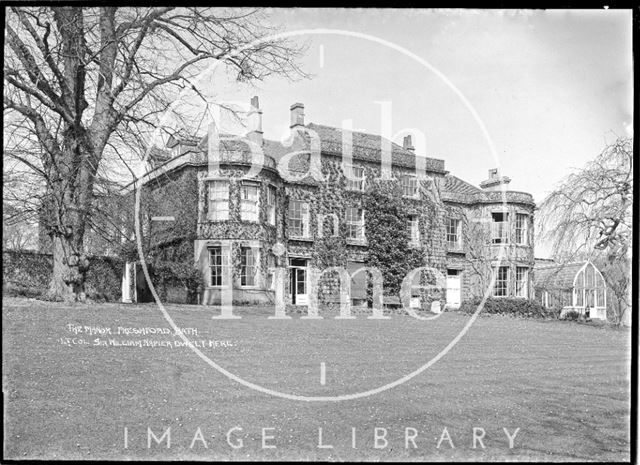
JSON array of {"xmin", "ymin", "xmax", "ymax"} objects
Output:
[{"xmin": 534, "ymin": 261, "xmax": 607, "ymax": 320}]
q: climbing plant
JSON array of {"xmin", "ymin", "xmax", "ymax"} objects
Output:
[{"xmin": 363, "ymin": 180, "xmax": 424, "ymax": 299}]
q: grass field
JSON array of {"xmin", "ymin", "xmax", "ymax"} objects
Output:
[{"xmin": 2, "ymin": 297, "xmax": 631, "ymax": 461}]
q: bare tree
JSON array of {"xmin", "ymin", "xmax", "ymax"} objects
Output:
[
  {"xmin": 461, "ymin": 212, "xmax": 492, "ymax": 298},
  {"xmin": 537, "ymin": 136, "xmax": 633, "ymax": 324},
  {"xmin": 3, "ymin": 7, "xmax": 306, "ymax": 301}
]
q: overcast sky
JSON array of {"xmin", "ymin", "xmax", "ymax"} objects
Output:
[{"xmin": 206, "ymin": 8, "xmax": 632, "ymax": 208}]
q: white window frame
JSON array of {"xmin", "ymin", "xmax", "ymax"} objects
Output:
[
  {"xmin": 346, "ymin": 207, "xmax": 365, "ymax": 241},
  {"xmin": 408, "ymin": 215, "xmax": 420, "ymax": 245},
  {"xmin": 493, "ymin": 266, "xmax": 509, "ymax": 297},
  {"xmin": 446, "ymin": 217, "xmax": 462, "ymax": 249},
  {"xmin": 208, "ymin": 180, "xmax": 230, "ymax": 221},
  {"xmin": 515, "ymin": 213, "xmax": 528, "ymax": 245},
  {"xmin": 345, "ymin": 164, "xmax": 365, "ymax": 191},
  {"xmin": 401, "ymin": 175, "xmax": 418, "ymax": 198},
  {"xmin": 240, "ymin": 247, "xmax": 259, "ymax": 288},
  {"xmin": 209, "ymin": 246, "xmax": 229, "ymax": 287},
  {"xmin": 515, "ymin": 266, "xmax": 529, "ymax": 298},
  {"xmin": 288, "ymin": 200, "xmax": 310, "ymax": 238},
  {"xmin": 491, "ymin": 212, "xmax": 509, "ymax": 244},
  {"xmin": 573, "ymin": 262, "xmax": 607, "ymax": 309},
  {"xmin": 240, "ymin": 181, "xmax": 260, "ymax": 222},
  {"xmin": 266, "ymin": 185, "xmax": 276, "ymax": 226}
]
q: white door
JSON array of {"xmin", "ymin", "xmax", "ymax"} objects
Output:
[
  {"xmin": 289, "ymin": 259, "xmax": 308, "ymax": 305},
  {"xmin": 446, "ymin": 273, "xmax": 461, "ymax": 308}
]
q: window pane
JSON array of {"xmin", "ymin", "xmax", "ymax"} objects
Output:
[
  {"xmin": 516, "ymin": 267, "xmax": 528, "ymax": 297},
  {"xmin": 493, "ymin": 266, "xmax": 508, "ymax": 297},
  {"xmin": 240, "ymin": 183, "xmax": 259, "ymax": 222},
  {"xmin": 346, "ymin": 165, "xmax": 365, "ymax": 191},
  {"xmin": 408, "ymin": 215, "xmax": 420, "ymax": 243},
  {"xmin": 209, "ymin": 181, "xmax": 229, "ymax": 221},
  {"xmin": 446, "ymin": 218, "xmax": 461, "ymax": 248},
  {"xmin": 401, "ymin": 176, "xmax": 417, "ymax": 196},
  {"xmin": 346, "ymin": 207, "xmax": 364, "ymax": 240},
  {"xmin": 209, "ymin": 247, "xmax": 228, "ymax": 286},
  {"xmin": 491, "ymin": 212, "xmax": 509, "ymax": 244},
  {"xmin": 585, "ymin": 264, "xmax": 595, "ymax": 287},
  {"xmin": 266, "ymin": 186, "xmax": 276, "ymax": 225},
  {"xmin": 515, "ymin": 214, "xmax": 527, "ymax": 245},
  {"xmin": 288, "ymin": 200, "xmax": 309, "ymax": 237},
  {"xmin": 240, "ymin": 247, "xmax": 256, "ymax": 286}
]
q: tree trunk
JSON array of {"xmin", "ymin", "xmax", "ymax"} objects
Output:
[{"xmin": 48, "ymin": 234, "xmax": 88, "ymax": 302}]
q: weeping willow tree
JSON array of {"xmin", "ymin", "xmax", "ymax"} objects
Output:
[{"xmin": 537, "ymin": 137, "xmax": 632, "ymax": 324}]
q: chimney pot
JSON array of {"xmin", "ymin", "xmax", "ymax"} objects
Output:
[
  {"xmin": 290, "ymin": 102, "xmax": 305, "ymax": 128},
  {"xmin": 248, "ymin": 96, "xmax": 263, "ymax": 147},
  {"xmin": 403, "ymin": 135, "xmax": 415, "ymax": 152},
  {"xmin": 480, "ymin": 168, "xmax": 511, "ymax": 191}
]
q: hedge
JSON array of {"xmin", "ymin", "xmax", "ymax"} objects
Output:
[
  {"xmin": 458, "ymin": 297, "xmax": 560, "ymax": 319},
  {"xmin": 3, "ymin": 249, "xmax": 123, "ymax": 302}
]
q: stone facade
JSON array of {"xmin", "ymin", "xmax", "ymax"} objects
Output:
[{"xmin": 126, "ymin": 99, "xmax": 535, "ymax": 309}]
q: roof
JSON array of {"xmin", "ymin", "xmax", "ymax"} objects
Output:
[
  {"xmin": 442, "ymin": 175, "xmax": 483, "ymax": 196},
  {"xmin": 534, "ymin": 262, "xmax": 588, "ymax": 290},
  {"xmin": 305, "ymin": 123, "xmax": 447, "ymax": 173}
]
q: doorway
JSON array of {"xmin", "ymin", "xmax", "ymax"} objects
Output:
[
  {"xmin": 135, "ymin": 263, "xmax": 154, "ymax": 303},
  {"xmin": 289, "ymin": 258, "xmax": 308, "ymax": 305},
  {"xmin": 446, "ymin": 269, "xmax": 461, "ymax": 308}
]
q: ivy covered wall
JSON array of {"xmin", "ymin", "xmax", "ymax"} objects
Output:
[{"xmin": 3, "ymin": 249, "xmax": 123, "ymax": 301}]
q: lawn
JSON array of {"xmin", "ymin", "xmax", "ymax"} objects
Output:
[{"xmin": 2, "ymin": 297, "xmax": 631, "ymax": 461}]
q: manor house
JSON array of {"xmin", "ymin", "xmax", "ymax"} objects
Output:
[{"xmin": 124, "ymin": 98, "xmax": 535, "ymax": 309}]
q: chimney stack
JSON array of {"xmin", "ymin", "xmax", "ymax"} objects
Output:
[
  {"xmin": 479, "ymin": 168, "xmax": 511, "ymax": 191},
  {"xmin": 247, "ymin": 96, "xmax": 263, "ymax": 147},
  {"xmin": 403, "ymin": 135, "xmax": 415, "ymax": 152},
  {"xmin": 290, "ymin": 102, "xmax": 305, "ymax": 129}
]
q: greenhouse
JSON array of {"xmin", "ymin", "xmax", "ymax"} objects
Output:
[{"xmin": 534, "ymin": 261, "xmax": 607, "ymax": 320}]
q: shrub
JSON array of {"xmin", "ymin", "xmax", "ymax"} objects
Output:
[
  {"xmin": 561, "ymin": 310, "xmax": 580, "ymax": 321},
  {"xmin": 458, "ymin": 297, "xmax": 557, "ymax": 319},
  {"xmin": 150, "ymin": 260, "xmax": 204, "ymax": 304}
]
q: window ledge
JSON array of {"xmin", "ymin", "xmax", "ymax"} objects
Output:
[
  {"xmin": 289, "ymin": 236, "xmax": 314, "ymax": 242},
  {"xmin": 346, "ymin": 239, "xmax": 368, "ymax": 246}
]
